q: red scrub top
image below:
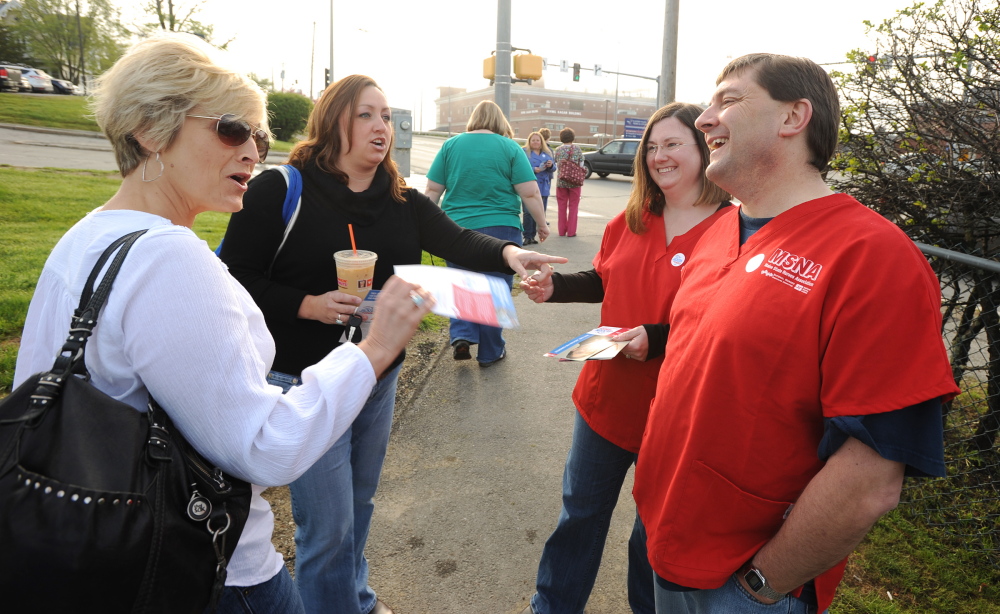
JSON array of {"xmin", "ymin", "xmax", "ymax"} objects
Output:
[
  {"xmin": 572, "ymin": 204, "xmax": 731, "ymax": 453},
  {"xmin": 634, "ymin": 194, "xmax": 958, "ymax": 611}
]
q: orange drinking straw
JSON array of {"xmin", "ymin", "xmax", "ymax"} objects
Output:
[{"xmin": 348, "ymin": 224, "xmax": 357, "ymax": 255}]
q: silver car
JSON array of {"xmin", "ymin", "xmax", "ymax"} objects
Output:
[{"xmin": 21, "ymin": 67, "xmax": 54, "ymax": 93}]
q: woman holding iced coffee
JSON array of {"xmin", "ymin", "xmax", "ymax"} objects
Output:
[
  {"xmin": 218, "ymin": 74, "xmax": 565, "ymax": 614},
  {"xmin": 517, "ymin": 103, "xmax": 732, "ymax": 614}
]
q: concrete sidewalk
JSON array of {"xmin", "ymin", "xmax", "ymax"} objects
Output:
[{"xmin": 367, "ymin": 219, "xmax": 636, "ymax": 613}]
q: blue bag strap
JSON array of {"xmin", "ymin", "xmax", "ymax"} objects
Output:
[
  {"xmin": 272, "ymin": 165, "xmax": 302, "ymax": 261},
  {"xmin": 214, "ymin": 165, "xmax": 303, "ymax": 274}
]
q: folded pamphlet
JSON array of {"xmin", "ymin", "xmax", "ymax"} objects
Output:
[
  {"xmin": 545, "ymin": 326, "xmax": 630, "ymax": 361},
  {"xmin": 393, "ymin": 264, "xmax": 519, "ymax": 329}
]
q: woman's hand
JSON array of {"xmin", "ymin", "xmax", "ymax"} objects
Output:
[
  {"xmin": 612, "ymin": 326, "xmax": 649, "ymax": 362},
  {"xmin": 518, "ymin": 263, "xmax": 555, "ymax": 303},
  {"xmin": 502, "ymin": 246, "xmax": 568, "ymax": 279},
  {"xmin": 358, "ymin": 276, "xmax": 435, "ymax": 377},
  {"xmin": 298, "ymin": 291, "xmax": 365, "ymax": 325}
]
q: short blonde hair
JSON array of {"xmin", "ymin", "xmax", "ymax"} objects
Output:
[
  {"xmin": 91, "ymin": 33, "xmax": 268, "ymax": 177},
  {"xmin": 466, "ymin": 100, "xmax": 513, "ymax": 137},
  {"xmin": 524, "ymin": 131, "xmax": 552, "ymax": 155}
]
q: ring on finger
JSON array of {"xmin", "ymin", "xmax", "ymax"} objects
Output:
[
  {"xmin": 335, "ymin": 314, "xmax": 342, "ymax": 324},
  {"xmin": 410, "ymin": 293, "xmax": 425, "ymax": 308}
]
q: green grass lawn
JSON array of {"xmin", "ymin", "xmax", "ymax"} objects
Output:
[{"xmin": 0, "ymin": 94, "xmax": 296, "ymax": 152}]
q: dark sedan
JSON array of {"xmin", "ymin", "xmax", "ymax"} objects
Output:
[{"xmin": 582, "ymin": 138, "xmax": 641, "ymax": 178}]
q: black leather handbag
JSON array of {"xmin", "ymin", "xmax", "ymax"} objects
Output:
[{"xmin": 0, "ymin": 230, "xmax": 252, "ymax": 613}]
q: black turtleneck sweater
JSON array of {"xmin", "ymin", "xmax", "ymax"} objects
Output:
[{"xmin": 220, "ymin": 162, "xmax": 515, "ymax": 376}]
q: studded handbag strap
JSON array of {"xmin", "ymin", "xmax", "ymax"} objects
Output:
[{"xmin": 30, "ymin": 230, "xmax": 150, "ymax": 413}]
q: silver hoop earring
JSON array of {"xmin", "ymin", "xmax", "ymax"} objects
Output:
[{"xmin": 141, "ymin": 151, "xmax": 164, "ymax": 183}]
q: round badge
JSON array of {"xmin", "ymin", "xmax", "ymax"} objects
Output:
[
  {"xmin": 187, "ymin": 493, "xmax": 212, "ymax": 521},
  {"xmin": 746, "ymin": 254, "xmax": 766, "ymax": 272},
  {"xmin": 670, "ymin": 253, "xmax": 686, "ymax": 267}
]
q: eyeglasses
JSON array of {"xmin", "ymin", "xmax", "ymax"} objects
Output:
[
  {"xmin": 646, "ymin": 142, "xmax": 695, "ymax": 156},
  {"xmin": 186, "ymin": 114, "xmax": 269, "ymax": 161}
]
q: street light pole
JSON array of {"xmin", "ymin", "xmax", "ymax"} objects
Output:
[
  {"xmin": 310, "ymin": 21, "xmax": 315, "ymax": 99},
  {"xmin": 330, "ymin": 0, "xmax": 342, "ymax": 83},
  {"xmin": 604, "ymin": 100, "xmax": 609, "ymax": 139},
  {"xmin": 494, "ymin": 0, "xmax": 512, "ymax": 119},
  {"xmin": 659, "ymin": 0, "xmax": 679, "ymax": 106}
]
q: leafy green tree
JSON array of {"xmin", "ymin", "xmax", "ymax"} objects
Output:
[
  {"xmin": 248, "ymin": 72, "xmax": 273, "ymax": 93},
  {"xmin": 10, "ymin": 0, "xmax": 125, "ymax": 83},
  {"xmin": 832, "ymin": 0, "xmax": 1000, "ymax": 450},
  {"xmin": 140, "ymin": 0, "xmax": 232, "ymax": 48},
  {"xmin": 267, "ymin": 92, "xmax": 313, "ymax": 142},
  {"xmin": 0, "ymin": 22, "xmax": 30, "ymax": 64}
]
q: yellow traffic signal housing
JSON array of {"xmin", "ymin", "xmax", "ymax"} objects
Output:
[
  {"xmin": 483, "ymin": 55, "xmax": 496, "ymax": 80},
  {"xmin": 514, "ymin": 54, "xmax": 543, "ymax": 80}
]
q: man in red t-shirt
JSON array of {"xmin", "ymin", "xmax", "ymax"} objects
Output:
[{"xmin": 633, "ymin": 54, "xmax": 959, "ymax": 614}]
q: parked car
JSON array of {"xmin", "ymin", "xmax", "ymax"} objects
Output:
[
  {"xmin": 0, "ymin": 65, "xmax": 22, "ymax": 92},
  {"xmin": 51, "ymin": 78, "xmax": 78, "ymax": 95},
  {"xmin": 20, "ymin": 67, "xmax": 54, "ymax": 93},
  {"xmin": 19, "ymin": 76, "xmax": 31, "ymax": 92},
  {"xmin": 582, "ymin": 138, "xmax": 641, "ymax": 178}
]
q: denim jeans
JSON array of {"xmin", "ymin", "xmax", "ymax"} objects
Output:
[
  {"xmin": 282, "ymin": 363, "xmax": 401, "ymax": 614},
  {"xmin": 266, "ymin": 370, "xmax": 301, "ymax": 392},
  {"xmin": 653, "ymin": 573, "xmax": 819, "ymax": 614},
  {"xmin": 530, "ymin": 411, "xmax": 655, "ymax": 614},
  {"xmin": 446, "ymin": 225, "xmax": 521, "ymax": 364},
  {"xmin": 523, "ymin": 195, "xmax": 548, "ymax": 242},
  {"xmin": 207, "ymin": 567, "xmax": 304, "ymax": 614}
]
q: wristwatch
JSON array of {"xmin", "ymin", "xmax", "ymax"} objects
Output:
[{"xmin": 742, "ymin": 563, "xmax": 787, "ymax": 602}]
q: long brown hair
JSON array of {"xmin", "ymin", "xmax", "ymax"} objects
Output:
[
  {"xmin": 288, "ymin": 74, "xmax": 406, "ymax": 202},
  {"xmin": 625, "ymin": 102, "xmax": 730, "ymax": 234}
]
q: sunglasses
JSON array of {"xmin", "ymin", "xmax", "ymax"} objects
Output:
[{"xmin": 186, "ymin": 113, "xmax": 269, "ymax": 161}]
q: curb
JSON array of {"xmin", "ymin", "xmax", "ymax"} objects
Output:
[{"xmin": 0, "ymin": 122, "xmax": 107, "ymax": 139}]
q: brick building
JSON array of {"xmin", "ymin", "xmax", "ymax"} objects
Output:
[{"xmin": 434, "ymin": 80, "xmax": 656, "ymax": 145}]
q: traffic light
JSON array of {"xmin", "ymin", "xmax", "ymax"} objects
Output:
[
  {"xmin": 514, "ymin": 54, "xmax": 543, "ymax": 81},
  {"xmin": 863, "ymin": 54, "xmax": 878, "ymax": 76},
  {"xmin": 483, "ymin": 55, "xmax": 496, "ymax": 80},
  {"xmin": 572, "ymin": 63, "xmax": 580, "ymax": 82},
  {"xmin": 324, "ymin": 68, "xmax": 331, "ymax": 88}
]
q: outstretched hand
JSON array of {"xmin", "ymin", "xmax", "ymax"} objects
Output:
[
  {"xmin": 503, "ymin": 245, "xmax": 567, "ymax": 279},
  {"xmin": 358, "ymin": 276, "xmax": 435, "ymax": 377},
  {"xmin": 518, "ymin": 263, "xmax": 555, "ymax": 303}
]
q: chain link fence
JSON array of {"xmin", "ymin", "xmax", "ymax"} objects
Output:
[{"xmin": 904, "ymin": 242, "xmax": 1000, "ymax": 565}]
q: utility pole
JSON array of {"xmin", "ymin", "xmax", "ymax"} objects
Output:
[
  {"xmin": 330, "ymin": 0, "xmax": 335, "ymax": 83},
  {"xmin": 659, "ymin": 0, "xmax": 679, "ymax": 107},
  {"xmin": 310, "ymin": 21, "xmax": 316, "ymax": 99},
  {"xmin": 494, "ymin": 0, "xmax": 512, "ymax": 119}
]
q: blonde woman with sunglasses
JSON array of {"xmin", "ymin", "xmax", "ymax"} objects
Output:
[{"xmin": 13, "ymin": 35, "xmax": 437, "ymax": 614}]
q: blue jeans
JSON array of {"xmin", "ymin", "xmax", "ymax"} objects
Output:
[
  {"xmin": 266, "ymin": 370, "xmax": 301, "ymax": 392},
  {"xmin": 523, "ymin": 195, "xmax": 548, "ymax": 242},
  {"xmin": 446, "ymin": 225, "xmax": 521, "ymax": 364},
  {"xmin": 530, "ymin": 412, "xmax": 655, "ymax": 614},
  {"xmin": 278, "ymin": 364, "xmax": 401, "ymax": 614},
  {"xmin": 653, "ymin": 573, "xmax": 819, "ymax": 614},
  {"xmin": 207, "ymin": 567, "xmax": 304, "ymax": 614}
]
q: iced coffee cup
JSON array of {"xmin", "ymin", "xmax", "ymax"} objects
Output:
[{"xmin": 334, "ymin": 250, "xmax": 378, "ymax": 300}]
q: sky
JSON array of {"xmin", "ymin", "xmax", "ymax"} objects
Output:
[{"xmin": 119, "ymin": 0, "xmax": 911, "ymax": 131}]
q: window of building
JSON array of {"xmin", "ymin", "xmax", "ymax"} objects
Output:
[{"xmin": 589, "ymin": 125, "xmax": 601, "ymax": 133}]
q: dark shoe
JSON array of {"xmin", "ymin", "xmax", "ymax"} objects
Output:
[
  {"xmin": 371, "ymin": 600, "xmax": 394, "ymax": 614},
  {"xmin": 478, "ymin": 348, "xmax": 506, "ymax": 368},
  {"xmin": 452, "ymin": 339, "xmax": 472, "ymax": 361}
]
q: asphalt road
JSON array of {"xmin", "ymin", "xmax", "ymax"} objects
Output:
[{"xmin": 1, "ymin": 123, "xmax": 639, "ymax": 613}]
